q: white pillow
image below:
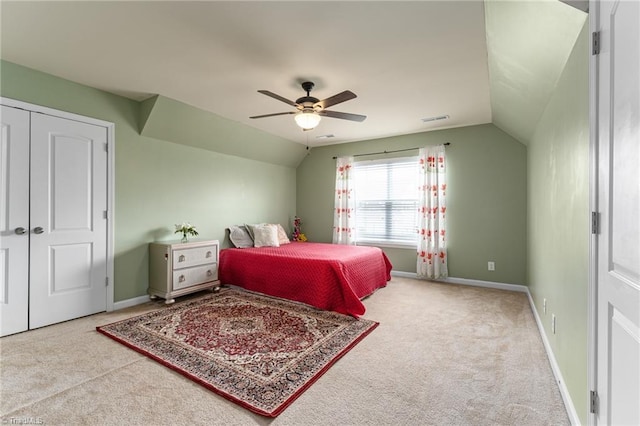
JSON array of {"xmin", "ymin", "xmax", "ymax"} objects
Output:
[
  {"xmin": 253, "ymin": 224, "xmax": 280, "ymax": 248},
  {"xmin": 272, "ymin": 223, "xmax": 291, "ymax": 245}
]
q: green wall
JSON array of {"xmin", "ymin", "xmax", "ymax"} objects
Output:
[
  {"xmin": 527, "ymin": 22, "xmax": 589, "ymax": 424},
  {"xmin": 139, "ymin": 95, "xmax": 306, "ymax": 167},
  {"xmin": 297, "ymin": 124, "xmax": 528, "ymax": 284},
  {"xmin": 0, "ymin": 60, "xmax": 298, "ymax": 302}
]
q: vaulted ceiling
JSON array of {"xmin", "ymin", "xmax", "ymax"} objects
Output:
[{"xmin": 0, "ymin": 1, "xmax": 586, "ymax": 146}]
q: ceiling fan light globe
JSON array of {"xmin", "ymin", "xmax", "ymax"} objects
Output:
[{"xmin": 295, "ymin": 112, "xmax": 321, "ymax": 130}]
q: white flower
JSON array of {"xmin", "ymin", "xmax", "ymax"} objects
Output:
[{"xmin": 175, "ymin": 222, "xmax": 199, "ymax": 237}]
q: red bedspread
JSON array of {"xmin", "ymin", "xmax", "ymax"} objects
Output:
[{"xmin": 219, "ymin": 242, "xmax": 392, "ymax": 316}]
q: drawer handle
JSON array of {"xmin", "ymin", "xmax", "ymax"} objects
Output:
[
  {"xmin": 179, "ymin": 275, "xmax": 186, "ymax": 283},
  {"xmin": 178, "ymin": 255, "xmax": 186, "ymax": 262},
  {"xmin": 206, "ymin": 251, "xmax": 212, "ymax": 258},
  {"xmin": 207, "ymin": 270, "xmax": 213, "ymax": 277}
]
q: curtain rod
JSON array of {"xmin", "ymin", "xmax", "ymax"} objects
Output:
[{"xmin": 332, "ymin": 142, "xmax": 450, "ymax": 160}]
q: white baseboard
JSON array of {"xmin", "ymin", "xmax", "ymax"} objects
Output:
[
  {"xmin": 438, "ymin": 276, "xmax": 528, "ymax": 293},
  {"xmin": 390, "ymin": 270, "xmax": 418, "ymax": 278},
  {"xmin": 113, "ymin": 294, "xmax": 151, "ymax": 311},
  {"xmin": 390, "ymin": 271, "xmax": 527, "ymax": 293},
  {"xmin": 526, "ymin": 291, "xmax": 580, "ymax": 425}
]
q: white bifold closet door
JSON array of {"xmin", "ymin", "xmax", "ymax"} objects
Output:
[
  {"xmin": 0, "ymin": 105, "xmax": 108, "ymax": 336},
  {"xmin": 0, "ymin": 106, "xmax": 30, "ymax": 335}
]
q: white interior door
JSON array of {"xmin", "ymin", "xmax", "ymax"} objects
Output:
[
  {"xmin": 29, "ymin": 113, "xmax": 108, "ymax": 329},
  {"xmin": 0, "ymin": 106, "xmax": 30, "ymax": 336},
  {"xmin": 595, "ymin": 0, "xmax": 640, "ymax": 424}
]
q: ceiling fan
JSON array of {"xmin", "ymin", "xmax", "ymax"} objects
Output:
[{"xmin": 250, "ymin": 81, "xmax": 366, "ymax": 130}]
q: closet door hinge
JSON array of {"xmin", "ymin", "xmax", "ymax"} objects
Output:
[
  {"xmin": 590, "ymin": 390, "xmax": 599, "ymax": 414},
  {"xmin": 592, "ymin": 31, "xmax": 600, "ymax": 55},
  {"xmin": 104, "ymin": 142, "xmax": 108, "ymax": 152},
  {"xmin": 105, "ymin": 277, "xmax": 109, "ymax": 287},
  {"xmin": 591, "ymin": 211, "xmax": 600, "ymax": 235}
]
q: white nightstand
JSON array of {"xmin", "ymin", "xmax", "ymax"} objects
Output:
[{"xmin": 148, "ymin": 239, "xmax": 221, "ymax": 304}]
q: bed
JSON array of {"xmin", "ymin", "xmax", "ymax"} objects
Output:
[{"xmin": 219, "ymin": 242, "xmax": 392, "ymax": 316}]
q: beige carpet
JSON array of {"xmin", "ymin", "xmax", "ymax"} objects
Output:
[{"xmin": 0, "ymin": 277, "xmax": 569, "ymax": 425}]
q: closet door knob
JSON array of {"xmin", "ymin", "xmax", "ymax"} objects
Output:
[
  {"xmin": 33, "ymin": 227, "xmax": 44, "ymax": 234},
  {"xmin": 15, "ymin": 227, "xmax": 27, "ymax": 235}
]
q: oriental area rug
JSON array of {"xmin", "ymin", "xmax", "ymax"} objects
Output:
[{"xmin": 96, "ymin": 287, "xmax": 378, "ymax": 417}]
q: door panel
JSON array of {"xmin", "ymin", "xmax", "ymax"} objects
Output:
[
  {"xmin": 50, "ymin": 243, "xmax": 93, "ymax": 292},
  {"xmin": 50, "ymin": 133, "xmax": 94, "ymax": 231},
  {"xmin": 0, "ymin": 106, "xmax": 30, "ymax": 337},
  {"xmin": 29, "ymin": 113, "xmax": 108, "ymax": 329},
  {"xmin": 595, "ymin": 0, "xmax": 640, "ymax": 424},
  {"xmin": 610, "ymin": 0, "xmax": 640, "ymax": 285},
  {"xmin": 609, "ymin": 306, "xmax": 639, "ymax": 425}
]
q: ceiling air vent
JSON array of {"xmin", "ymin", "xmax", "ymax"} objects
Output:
[
  {"xmin": 421, "ymin": 115, "xmax": 450, "ymax": 123},
  {"xmin": 316, "ymin": 134, "xmax": 335, "ymax": 140}
]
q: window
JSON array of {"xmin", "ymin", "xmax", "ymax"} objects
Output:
[{"xmin": 353, "ymin": 157, "xmax": 418, "ymax": 247}]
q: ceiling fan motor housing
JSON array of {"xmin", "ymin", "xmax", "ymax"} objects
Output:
[
  {"xmin": 297, "ymin": 81, "xmax": 321, "ymax": 110},
  {"xmin": 296, "ymin": 96, "xmax": 320, "ymax": 109}
]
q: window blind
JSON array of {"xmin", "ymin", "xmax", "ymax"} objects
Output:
[{"xmin": 353, "ymin": 157, "xmax": 418, "ymax": 246}]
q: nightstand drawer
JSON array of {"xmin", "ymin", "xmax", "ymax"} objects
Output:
[
  {"xmin": 172, "ymin": 263, "xmax": 218, "ymax": 290},
  {"xmin": 172, "ymin": 245, "xmax": 218, "ymax": 269}
]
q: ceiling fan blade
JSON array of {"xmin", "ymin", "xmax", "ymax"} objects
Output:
[
  {"xmin": 258, "ymin": 90, "xmax": 299, "ymax": 108},
  {"xmin": 250, "ymin": 111, "xmax": 296, "ymax": 119},
  {"xmin": 315, "ymin": 90, "xmax": 357, "ymax": 109},
  {"xmin": 318, "ymin": 110, "xmax": 367, "ymax": 122}
]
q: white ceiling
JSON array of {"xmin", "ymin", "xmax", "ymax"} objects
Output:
[{"xmin": 0, "ymin": 1, "xmax": 586, "ymax": 147}]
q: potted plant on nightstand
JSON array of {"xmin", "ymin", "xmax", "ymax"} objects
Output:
[{"xmin": 175, "ymin": 222, "xmax": 198, "ymax": 243}]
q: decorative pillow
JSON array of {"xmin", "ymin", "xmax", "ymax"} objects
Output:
[
  {"xmin": 253, "ymin": 224, "xmax": 280, "ymax": 248},
  {"xmin": 273, "ymin": 223, "xmax": 290, "ymax": 245},
  {"xmin": 228, "ymin": 225, "xmax": 254, "ymax": 248}
]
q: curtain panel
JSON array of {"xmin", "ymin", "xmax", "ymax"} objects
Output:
[
  {"xmin": 332, "ymin": 156, "xmax": 356, "ymax": 245},
  {"xmin": 417, "ymin": 145, "xmax": 448, "ymax": 279}
]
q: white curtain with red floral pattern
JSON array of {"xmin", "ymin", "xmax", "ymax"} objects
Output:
[
  {"xmin": 417, "ymin": 145, "xmax": 448, "ymax": 279},
  {"xmin": 332, "ymin": 156, "xmax": 356, "ymax": 245}
]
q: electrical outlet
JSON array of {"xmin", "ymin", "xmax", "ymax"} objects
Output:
[
  {"xmin": 552, "ymin": 314, "xmax": 556, "ymax": 334},
  {"xmin": 544, "ymin": 298, "xmax": 547, "ymax": 314},
  {"xmin": 488, "ymin": 261, "xmax": 495, "ymax": 271}
]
